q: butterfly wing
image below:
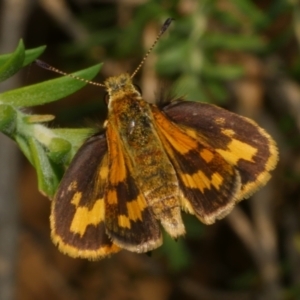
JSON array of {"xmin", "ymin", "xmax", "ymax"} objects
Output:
[
  {"xmin": 162, "ymin": 100, "xmax": 278, "ymax": 200},
  {"xmin": 151, "ymin": 106, "xmax": 242, "ymax": 225},
  {"xmin": 51, "ymin": 133, "xmax": 120, "ymax": 260},
  {"xmin": 104, "ymin": 124, "xmax": 162, "ymax": 253}
]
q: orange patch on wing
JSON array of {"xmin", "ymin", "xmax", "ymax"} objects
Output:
[
  {"xmin": 70, "ymin": 198, "xmax": 105, "ymax": 236},
  {"xmin": 118, "ymin": 215, "xmax": 131, "ymax": 228},
  {"xmin": 152, "ymin": 110, "xmax": 198, "ymax": 154},
  {"xmin": 70, "ymin": 191, "xmax": 82, "ymax": 206},
  {"xmin": 106, "ymin": 189, "xmax": 118, "ymax": 205},
  {"xmin": 217, "ymin": 138, "xmax": 257, "ymax": 165},
  {"xmin": 126, "ymin": 195, "xmax": 147, "ymax": 221},
  {"xmin": 200, "ymin": 149, "xmax": 214, "ymax": 163},
  {"xmin": 180, "ymin": 171, "xmax": 224, "ymax": 193},
  {"xmin": 106, "ymin": 124, "xmax": 127, "ymax": 184}
]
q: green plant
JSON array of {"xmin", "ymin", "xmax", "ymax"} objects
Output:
[{"xmin": 0, "ymin": 41, "xmax": 101, "ymax": 197}]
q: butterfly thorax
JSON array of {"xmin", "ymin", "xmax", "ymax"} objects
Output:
[{"xmin": 104, "ymin": 74, "xmax": 185, "ymax": 238}]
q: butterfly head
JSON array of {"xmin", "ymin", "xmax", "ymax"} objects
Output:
[{"xmin": 104, "ymin": 73, "xmax": 141, "ymax": 102}]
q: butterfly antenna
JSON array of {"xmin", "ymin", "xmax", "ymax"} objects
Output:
[
  {"xmin": 131, "ymin": 18, "xmax": 173, "ymax": 79},
  {"xmin": 35, "ymin": 59, "xmax": 105, "ymax": 87}
]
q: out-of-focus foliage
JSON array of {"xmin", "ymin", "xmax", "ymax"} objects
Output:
[{"xmin": 60, "ymin": 0, "xmax": 292, "ymax": 104}]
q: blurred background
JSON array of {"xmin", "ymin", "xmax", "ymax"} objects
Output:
[{"xmin": 0, "ymin": 0, "xmax": 297, "ymax": 299}]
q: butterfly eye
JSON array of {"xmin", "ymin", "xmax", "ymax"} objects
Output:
[
  {"xmin": 134, "ymin": 84, "xmax": 142, "ymax": 95},
  {"xmin": 103, "ymin": 92, "xmax": 109, "ymax": 105}
]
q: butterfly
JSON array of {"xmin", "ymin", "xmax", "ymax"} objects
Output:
[{"xmin": 41, "ymin": 19, "xmax": 278, "ymax": 260}]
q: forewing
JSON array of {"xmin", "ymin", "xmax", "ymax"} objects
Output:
[
  {"xmin": 104, "ymin": 124, "xmax": 162, "ymax": 253},
  {"xmin": 151, "ymin": 106, "xmax": 241, "ymax": 225},
  {"xmin": 51, "ymin": 133, "xmax": 120, "ymax": 260},
  {"xmin": 163, "ymin": 100, "xmax": 278, "ymax": 200}
]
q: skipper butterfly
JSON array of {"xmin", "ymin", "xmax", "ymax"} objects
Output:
[{"xmin": 38, "ymin": 19, "xmax": 278, "ymax": 259}]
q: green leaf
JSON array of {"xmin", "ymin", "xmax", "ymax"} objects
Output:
[
  {"xmin": 53, "ymin": 128, "xmax": 96, "ymax": 161},
  {"xmin": 0, "ymin": 104, "xmax": 17, "ymax": 136},
  {"xmin": 0, "ymin": 40, "xmax": 25, "ymax": 82},
  {"xmin": 47, "ymin": 137, "xmax": 72, "ymax": 164},
  {"xmin": 0, "ymin": 44, "xmax": 46, "ymax": 67},
  {"xmin": 0, "ymin": 64, "xmax": 102, "ymax": 107},
  {"xmin": 27, "ymin": 136, "xmax": 59, "ymax": 197},
  {"xmin": 23, "ymin": 46, "xmax": 46, "ymax": 66},
  {"xmin": 15, "ymin": 134, "xmax": 34, "ymax": 166}
]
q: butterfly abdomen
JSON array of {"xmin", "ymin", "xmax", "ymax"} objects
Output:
[{"xmin": 107, "ymin": 88, "xmax": 185, "ymax": 238}]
